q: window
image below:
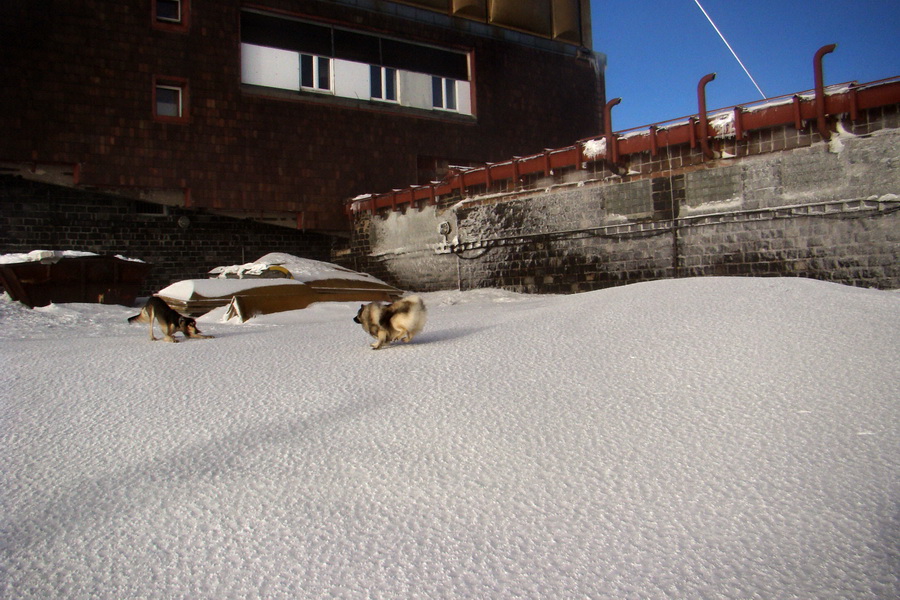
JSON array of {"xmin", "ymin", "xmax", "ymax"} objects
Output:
[
  {"xmin": 370, "ymin": 66, "xmax": 397, "ymax": 102},
  {"xmin": 153, "ymin": 77, "xmax": 189, "ymax": 123},
  {"xmin": 153, "ymin": 0, "xmax": 189, "ymax": 31},
  {"xmin": 156, "ymin": 0, "xmax": 180, "ymax": 23},
  {"xmin": 156, "ymin": 86, "xmax": 181, "ymax": 117},
  {"xmin": 432, "ymin": 77, "xmax": 458, "ymax": 111},
  {"xmin": 301, "ymin": 54, "xmax": 331, "ymax": 92}
]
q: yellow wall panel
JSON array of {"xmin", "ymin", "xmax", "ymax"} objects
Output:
[
  {"xmin": 489, "ymin": 0, "xmax": 552, "ymax": 37},
  {"xmin": 551, "ymin": 0, "xmax": 581, "ymax": 44},
  {"xmin": 451, "ymin": 0, "xmax": 486, "ymax": 20}
]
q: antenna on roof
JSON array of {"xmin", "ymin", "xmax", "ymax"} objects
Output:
[{"xmin": 693, "ymin": 0, "xmax": 768, "ymax": 100}]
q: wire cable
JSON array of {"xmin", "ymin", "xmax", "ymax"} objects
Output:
[{"xmin": 693, "ymin": 0, "xmax": 767, "ymax": 99}]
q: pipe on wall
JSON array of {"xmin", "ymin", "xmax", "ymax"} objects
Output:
[
  {"xmin": 697, "ymin": 72, "xmax": 717, "ymax": 160},
  {"xmin": 814, "ymin": 43, "xmax": 837, "ymax": 141}
]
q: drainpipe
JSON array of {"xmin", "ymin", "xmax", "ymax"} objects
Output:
[
  {"xmin": 814, "ymin": 43, "xmax": 837, "ymax": 141},
  {"xmin": 697, "ymin": 73, "xmax": 717, "ymax": 159},
  {"xmin": 604, "ymin": 97, "xmax": 622, "ymax": 166}
]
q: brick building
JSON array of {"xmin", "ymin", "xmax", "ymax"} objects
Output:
[{"xmin": 0, "ymin": 0, "xmax": 604, "ymax": 235}]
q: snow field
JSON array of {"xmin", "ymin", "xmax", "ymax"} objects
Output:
[{"xmin": 1, "ymin": 277, "xmax": 898, "ymax": 599}]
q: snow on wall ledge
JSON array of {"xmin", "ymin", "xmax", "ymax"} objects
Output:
[{"xmin": 361, "ymin": 121, "xmax": 900, "ymax": 292}]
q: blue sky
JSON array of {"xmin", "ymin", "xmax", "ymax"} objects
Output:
[{"xmin": 592, "ymin": 0, "xmax": 900, "ymax": 131}]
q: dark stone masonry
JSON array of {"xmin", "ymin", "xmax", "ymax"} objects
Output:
[
  {"xmin": 348, "ymin": 110, "xmax": 899, "ymax": 292},
  {"xmin": 0, "ymin": 176, "xmax": 334, "ymax": 296}
]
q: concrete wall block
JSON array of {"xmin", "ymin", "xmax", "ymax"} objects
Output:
[
  {"xmin": 605, "ymin": 179, "xmax": 652, "ymax": 216},
  {"xmin": 685, "ymin": 165, "xmax": 742, "ymax": 208},
  {"xmin": 845, "ymin": 128, "xmax": 900, "ymax": 196},
  {"xmin": 740, "ymin": 155, "xmax": 784, "ymax": 208},
  {"xmin": 781, "ymin": 146, "xmax": 846, "ymax": 203}
]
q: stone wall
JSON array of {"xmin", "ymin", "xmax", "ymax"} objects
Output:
[
  {"xmin": 347, "ymin": 120, "xmax": 900, "ymax": 292},
  {"xmin": 0, "ymin": 176, "xmax": 336, "ymax": 297}
]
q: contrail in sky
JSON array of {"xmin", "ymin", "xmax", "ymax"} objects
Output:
[{"xmin": 693, "ymin": 0, "xmax": 768, "ymax": 99}]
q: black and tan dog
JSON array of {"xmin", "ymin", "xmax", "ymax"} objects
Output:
[
  {"xmin": 354, "ymin": 295, "xmax": 427, "ymax": 349},
  {"xmin": 128, "ymin": 296, "xmax": 213, "ymax": 343}
]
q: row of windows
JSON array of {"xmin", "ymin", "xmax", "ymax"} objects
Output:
[
  {"xmin": 241, "ymin": 11, "xmax": 469, "ymax": 82},
  {"xmin": 242, "ymin": 44, "xmax": 471, "ymax": 114},
  {"xmin": 299, "ymin": 55, "xmax": 459, "ymax": 110},
  {"xmin": 151, "ymin": 4, "xmax": 471, "ymax": 121}
]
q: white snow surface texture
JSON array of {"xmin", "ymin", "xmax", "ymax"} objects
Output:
[{"xmin": 1, "ymin": 277, "xmax": 897, "ymax": 599}]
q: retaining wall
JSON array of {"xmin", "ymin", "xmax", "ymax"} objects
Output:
[
  {"xmin": 345, "ymin": 116, "xmax": 900, "ymax": 291},
  {"xmin": 0, "ymin": 176, "xmax": 336, "ymax": 297}
]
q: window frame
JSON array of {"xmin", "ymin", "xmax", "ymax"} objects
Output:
[
  {"xmin": 370, "ymin": 65, "xmax": 398, "ymax": 103},
  {"xmin": 432, "ymin": 76, "xmax": 458, "ymax": 112},
  {"xmin": 300, "ymin": 54, "xmax": 333, "ymax": 93},
  {"xmin": 153, "ymin": 76, "xmax": 190, "ymax": 124},
  {"xmin": 152, "ymin": 0, "xmax": 190, "ymax": 33}
]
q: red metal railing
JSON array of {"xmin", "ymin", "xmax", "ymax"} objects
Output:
[{"xmin": 348, "ymin": 45, "xmax": 899, "ymax": 217}]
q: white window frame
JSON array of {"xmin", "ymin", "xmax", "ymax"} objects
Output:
[
  {"xmin": 155, "ymin": 84, "xmax": 183, "ymax": 118},
  {"xmin": 432, "ymin": 76, "xmax": 458, "ymax": 112},
  {"xmin": 300, "ymin": 54, "xmax": 332, "ymax": 93},
  {"xmin": 370, "ymin": 66, "xmax": 398, "ymax": 103}
]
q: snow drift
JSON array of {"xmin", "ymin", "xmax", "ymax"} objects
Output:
[{"xmin": 1, "ymin": 277, "xmax": 897, "ymax": 599}]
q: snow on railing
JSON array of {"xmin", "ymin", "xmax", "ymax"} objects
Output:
[{"xmin": 348, "ymin": 75, "xmax": 900, "ymax": 216}]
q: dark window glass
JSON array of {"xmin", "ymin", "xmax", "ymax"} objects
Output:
[
  {"xmin": 445, "ymin": 79, "xmax": 457, "ymax": 110},
  {"xmin": 384, "ymin": 67, "xmax": 397, "ymax": 101},
  {"xmin": 300, "ymin": 54, "xmax": 314, "ymax": 88},
  {"xmin": 370, "ymin": 65, "xmax": 383, "ymax": 98},
  {"xmin": 241, "ymin": 11, "xmax": 331, "ymax": 56},
  {"xmin": 334, "ymin": 29, "xmax": 380, "ymax": 64},
  {"xmin": 157, "ymin": 0, "xmax": 180, "ymax": 22},
  {"xmin": 317, "ymin": 57, "xmax": 330, "ymax": 90},
  {"xmin": 156, "ymin": 86, "xmax": 181, "ymax": 117},
  {"xmin": 432, "ymin": 76, "xmax": 443, "ymax": 108},
  {"xmin": 383, "ymin": 39, "xmax": 467, "ymax": 80}
]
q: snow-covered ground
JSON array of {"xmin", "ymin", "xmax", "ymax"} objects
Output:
[{"xmin": 1, "ymin": 277, "xmax": 897, "ymax": 599}]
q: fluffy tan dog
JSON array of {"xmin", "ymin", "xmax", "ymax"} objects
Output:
[{"xmin": 353, "ymin": 295, "xmax": 427, "ymax": 349}]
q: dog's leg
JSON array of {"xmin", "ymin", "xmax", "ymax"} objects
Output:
[
  {"xmin": 371, "ymin": 329, "xmax": 389, "ymax": 349},
  {"xmin": 147, "ymin": 309, "xmax": 158, "ymax": 341},
  {"xmin": 162, "ymin": 321, "xmax": 178, "ymax": 343}
]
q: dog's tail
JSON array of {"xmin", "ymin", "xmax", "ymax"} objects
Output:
[{"xmin": 127, "ymin": 312, "xmax": 145, "ymax": 324}]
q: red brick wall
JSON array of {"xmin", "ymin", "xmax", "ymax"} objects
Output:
[{"xmin": 0, "ymin": 1, "xmax": 603, "ymax": 232}]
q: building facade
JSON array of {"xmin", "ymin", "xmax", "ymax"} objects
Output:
[{"xmin": 1, "ymin": 0, "xmax": 604, "ymax": 233}]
